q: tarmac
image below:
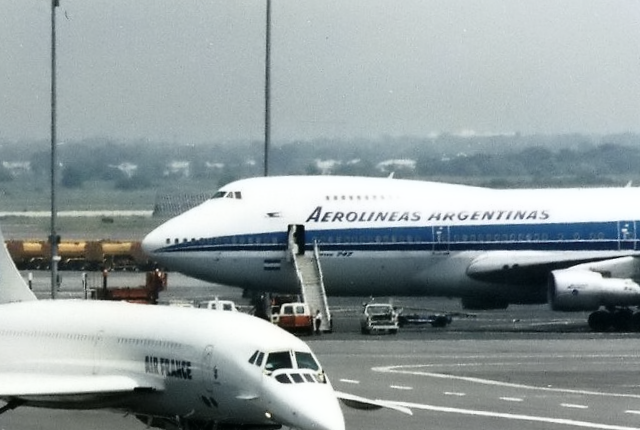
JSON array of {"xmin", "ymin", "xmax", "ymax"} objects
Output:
[{"xmin": 3, "ymin": 271, "xmax": 640, "ymax": 430}]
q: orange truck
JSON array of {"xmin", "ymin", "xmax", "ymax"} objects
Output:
[{"xmin": 272, "ymin": 302, "xmax": 314, "ymax": 335}]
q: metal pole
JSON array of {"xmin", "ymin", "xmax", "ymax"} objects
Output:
[
  {"xmin": 263, "ymin": 0, "xmax": 271, "ymax": 177},
  {"xmin": 50, "ymin": 0, "xmax": 59, "ymax": 299}
]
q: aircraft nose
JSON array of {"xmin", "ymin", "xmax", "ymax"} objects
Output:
[
  {"xmin": 141, "ymin": 226, "xmax": 165, "ymax": 257},
  {"xmin": 267, "ymin": 384, "xmax": 345, "ymax": 430}
]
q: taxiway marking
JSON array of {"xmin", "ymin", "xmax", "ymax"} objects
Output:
[
  {"xmin": 386, "ymin": 400, "xmax": 640, "ymax": 430},
  {"xmin": 562, "ymin": 404, "xmax": 589, "ymax": 409},
  {"xmin": 374, "ymin": 365, "xmax": 640, "ymax": 399},
  {"xmin": 390, "ymin": 385, "xmax": 413, "ymax": 390}
]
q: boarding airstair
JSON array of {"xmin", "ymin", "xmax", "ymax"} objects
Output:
[{"xmin": 288, "ymin": 225, "xmax": 332, "ymax": 332}]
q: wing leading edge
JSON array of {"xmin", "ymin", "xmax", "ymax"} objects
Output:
[
  {"xmin": 0, "ymin": 373, "xmax": 163, "ymax": 411},
  {"xmin": 466, "ymin": 250, "xmax": 640, "ymax": 285}
]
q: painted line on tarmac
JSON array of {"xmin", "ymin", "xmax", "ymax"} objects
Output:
[
  {"xmin": 390, "ymin": 385, "xmax": 413, "ymax": 390},
  {"xmin": 625, "ymin": 410, "xmax": 640, "ymax": 415},
  {"xmin": 386, "ymin": 400, "xmax": 640, "ymax": 430},
  {"xmin": 444, "ymin": 392, "xmax": 466, "ymax": 397},
  {"xmin": 500, "ymin": 397, "xmax": 524, "ymax": 402},
  {"xmin": 374, "ymin": 365, "xmax": 640, "ymax": 399},
  {"xmin": 562, "ymin": 403, "xmax": 589, "ymax": 409},
  {"xmin": 339, "ymin": 379, "xmax": 360, "ymax": 384}
]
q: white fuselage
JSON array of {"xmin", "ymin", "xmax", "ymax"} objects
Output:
[
  {"xmin": 142, "ymin": 176, "xmax": 640, "ymax": 305},
  {"xmin": 0, "ymin": 300, "xmax": 344, "ymax": 430}
]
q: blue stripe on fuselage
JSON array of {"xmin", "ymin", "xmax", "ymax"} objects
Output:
[{"xmin": 154, "ymin": 220, "xmax": 635, "ymax": 254}]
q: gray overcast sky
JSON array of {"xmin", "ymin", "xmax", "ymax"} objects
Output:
[{"xmin": 2, "ymin": 1, "xmax": 640, "ymax": 144}]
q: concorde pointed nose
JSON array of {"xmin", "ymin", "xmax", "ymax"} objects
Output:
[{"xmin": 267, "ymin": 384, "xmax": 345, "ymax": 430}]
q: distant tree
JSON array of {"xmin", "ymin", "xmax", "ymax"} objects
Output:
[
  {"xmin": 61, "ymin": 165, "xmax": 86, "ymax": 188},
  {"xmin": 29, "ymin": 150, "xmax": 50, "ymax": 177},
  {"xmin": 0, "ymin": 163, "xmax": 12, "ymax": 182},
  {"xmin": 114, "ymin": 173, "xmax": 151, "ymax": 190}
]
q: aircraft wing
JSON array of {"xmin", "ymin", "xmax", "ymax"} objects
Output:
[
  {"xmin": 334, "ymin": 390, "xmax": 413, "ymax": 415},
  {"xmin": 466, "ymin": 250, "xmax": 640, "ymax": 285},
  {"xmin": 0, "ymin": 373, "xmax": 163, "ymax": 398}
]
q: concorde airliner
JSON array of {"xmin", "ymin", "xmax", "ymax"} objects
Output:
[
  {"xmin": 142, "ymin": 175, "xmax": 640, "ymax": 332},
  {"xmin": 0, "ymin": 221, "xmax": 407, "ymax": 429}
]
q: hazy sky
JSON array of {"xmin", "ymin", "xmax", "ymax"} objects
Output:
[{"xmin": 2, "ymin": 1, "xmax": 640, "ymax": 144}]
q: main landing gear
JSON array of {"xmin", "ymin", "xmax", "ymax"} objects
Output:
[{"xmin": 587, "ymin": 307, "xmax": 640, "ymax": 332}]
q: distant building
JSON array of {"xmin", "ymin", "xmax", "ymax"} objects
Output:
[
  {"xmin": 164, "ymin": 161, "xmax": 190, "ymax": 178},
  {"xmin": 376, "ymin": 159, "xmax": 416, "ymax": 174},
  {"xmin": 2, "ymin": 161, "xmax": 31, "ymax": 176}
]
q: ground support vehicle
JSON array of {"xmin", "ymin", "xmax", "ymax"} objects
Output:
[
  {"xmin": 360, "ymin": 302, "xmax": 399, "ymax": 334},
  {"xmin": 199, "ymin": 298, "xmax": 238, "ymax": 311},
  {"xmin": 397, "ymin": 312, "xmax": 452, "ymax": 328},
  {"xmin": 272, "ymin": 302, "xmax": 314, "ymax": 335}
]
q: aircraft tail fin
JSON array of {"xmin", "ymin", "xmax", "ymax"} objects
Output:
[{"xmin": 0, "ymin": 224, "xmax": 37, "ymax": 304}]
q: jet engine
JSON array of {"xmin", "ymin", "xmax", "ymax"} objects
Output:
[{"xmin": 548, "ymin": 269, "xmax": 640, "ymax": 312}]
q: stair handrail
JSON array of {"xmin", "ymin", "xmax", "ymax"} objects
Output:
[{"xmin": 313, "ymin": 240, "xmax": 331, "ymax": 328}]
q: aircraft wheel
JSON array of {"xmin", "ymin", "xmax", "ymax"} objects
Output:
[
  {"xmin": 612, "ymin": 309, "xmax": 633, "ymax": 332},
  {"xmin": 630, "ymin": 312, "xmax": 640, "ymax": 332},
  {"xmin": 588, "ymin": 310, "xmax": 612, "ymax": 332}
]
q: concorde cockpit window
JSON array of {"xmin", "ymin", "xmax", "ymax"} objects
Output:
[
  {"xmin": 264, "ymin": 351, "xmax": 293, "ymax": 372},
  {"xmin": 295, "ymin": 351, "xmax": 320, "ymax": 371},
  {"xmin": 211, "ymin": 190, "xmax": 243, "ymax": 200}
]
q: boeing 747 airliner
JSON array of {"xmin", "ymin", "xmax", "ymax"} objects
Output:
[
  {"xmin": 142, "ymin": 175, "xmax": 640, "ymax": 332},
  {"xmin": 0, "ymin": 221, "xmax": 406, "ymax": 429}
]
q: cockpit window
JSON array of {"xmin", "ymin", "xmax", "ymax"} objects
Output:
[
  {"xmin": 275, "ymin": 374, "xmax": 292, "ymax": 383},
  {"xmin": 295, "ymin": 352, "xmax": 320, "ymax": 371},
  {"xmin": 211, "ymin": 190, "xmax": 243, "ymax": 200},
  {"xmin": 266, "ymin": 350, "xmax": 327, "ymax": 385},
  {"xmin": 265, "ymin": 351, "xmax": 293, "ymax": 372}
]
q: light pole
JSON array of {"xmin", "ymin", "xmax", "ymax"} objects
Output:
[
  {"xmin": 263, "ymin": 0, "xmax": 271, "ymax": 177},
  {"xmin": 50, "ymin": 0, "xmax": 59, "ymax": 299}
]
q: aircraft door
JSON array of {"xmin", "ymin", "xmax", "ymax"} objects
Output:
[
  {"xmin": 618, "ymin": 221, "xmax": 636, "ymax": 250},
  {"xmin": 201, "ymin": 345, "xmax": 217, "ymax": 393},
  {"xmin": 287, "ymin": 224, "xmax": 305, "ymax": 256},
  {"xmin": 432, "ymin": 226, "xmax": 450, "ymax": 254},
  {"xmin": 93, "ymin": 330, "xmax": 104, "ymax": 375}
]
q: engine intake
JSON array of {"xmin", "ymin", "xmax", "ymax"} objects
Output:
[{"xmin": 548, "ymin": 269, "xmax": 640, "ymax": 312}]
